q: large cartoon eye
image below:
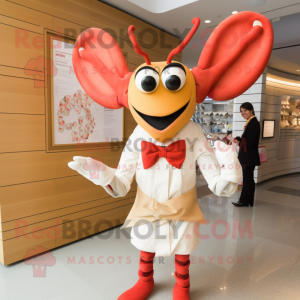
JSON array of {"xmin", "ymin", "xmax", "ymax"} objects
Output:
[
  {"xmin": 161, "ymin": 65, "xmax": 186, "ymax": 91},
  {"xmin": 135, "ymin": 67, "xmax": 160, "ymax": 93}
]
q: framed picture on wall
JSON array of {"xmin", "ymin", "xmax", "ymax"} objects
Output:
[
  {"xmin": 45, "ymin": 31, "xmax": 126, "ymax": 151},
  {"xmin": 262, "ymin": 120, "xmax": 275, "ymax": 139}
]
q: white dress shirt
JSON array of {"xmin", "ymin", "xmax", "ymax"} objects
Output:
[{"xmin": 97, "ymin": 121, "xmax": 241, "ymax": 257}]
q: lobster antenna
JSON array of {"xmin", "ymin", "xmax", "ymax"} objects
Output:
[
  {"xmin": 167, "ymin": 17, "xmax": 201, "ymax": 64},
  {"xmin": 128, "ymin": 25, "xmax": 151, "ymax": 65}
]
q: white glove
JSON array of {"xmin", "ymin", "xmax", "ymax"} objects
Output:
[
  {"xmin": 215, "ymin": 178, "xmax": 230, "ymax": 196},
  {"xmin": 68, "ymin": 156, "xmax": 115, "ymax": 186},
  {"xmin": 214, "ymin": 141, "xmax": 242, "ymax": 183}
]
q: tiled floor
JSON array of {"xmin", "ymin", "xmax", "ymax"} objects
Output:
[{"xmin": 1, "ymin": 174, "xmax": 300, "ymax": 300}]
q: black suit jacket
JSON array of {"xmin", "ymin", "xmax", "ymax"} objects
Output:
[{"xmin": 236, "ymin": 117, "xmax": 261, "ymax": 167}]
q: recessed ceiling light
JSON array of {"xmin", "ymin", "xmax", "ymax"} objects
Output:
[
  {"xmin": 232, "ymin": 11, "xmax": 238, "ymax": 14},
  {"xmin": 297, "ymin": 70, "xmax": 300, "ymax": 72},
  {"xmin": 272, "ymin": 17, "xmax": 281, "ymax": 22},
  {"xmin": 249, "ymin": 0, "xmax": 266, "ymax": 6},
  {"xmin": 267, "ymin": 77, "xmax": 300, "ymax": 88},
  {"xmin": 205, "ymin": 20, "xmax": 211, "ymax": 23},
  {"xmin": 127, "ymin": 0, "xmax": 198, "ymax": 13}
]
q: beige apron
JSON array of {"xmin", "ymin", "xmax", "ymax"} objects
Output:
[{"xmin": 122, "ymin": 186, "xmax": 206, "ymax": 229}]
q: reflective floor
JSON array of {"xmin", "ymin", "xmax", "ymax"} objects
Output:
[{"xmin": 1, "ymin": 173, "xmax": 300, "ymax": 300}]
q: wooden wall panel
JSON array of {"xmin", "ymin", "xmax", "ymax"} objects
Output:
[
  {"xmin": 0, "ymin": 12, "xmax": 44, "ymax": 34},
  {"xmin": 0, "ymin": 23, "xmax": 44, "ymax": 69},
  {"xmin": 56, "ymin": 207, "xmax": 119, "ymax": 247},
  {"xmin": 0, "ymin": 176, "xmax": 136, "ymax": 224},
  {"xmin": 0, "ymin": 171, "xmax": 137, "ymax": 225},
  {"xmin": 0, "ymin": 65, "xmax": 44, "ymax": 81},
  {"xmin": 124, "ymin": 108, "xmax": 137, "ymax": 139},
  {"xmin": 0, "ymin": 75, "xmax": 45, "ymax": 114},
  {"xmin": 117, "ymin": 64, "xmax": 137, "ymax": 139},
  {"xmin": 9, "ymin": 0, "xmax": 91, "ymax": 27},
  {"xmin": 128, "ymin": 62, "xmax": 138, "ymax": 73},
  {"xmin": 0, "ymin": 175, "xmax": 136, "ymax": 224},
  {"xmin": 1, "ymin": 197, "xmax": 134, "ymax": 240},
  {"xmin": 0, "ymin": 0, "xmax": 52, "ymax": 29},
  {"xmin": 0, "ymin": 239, "xmax": 3, "ymax": 265},
  {"xmin": 0, "ymin": 180, "xmax": 54, "ymax": 225},
  {"xmin": 0, "ymin": 148, "xmax": 127, "ymax": 186},
  {"xmin": 54, "ymin": 175, "xmax": 107, "ymax": 195},
  {"xmin": 2, "ymin": 228, "xmax": 56, "ymax": 265},
  {"xmin": 1, "ymin": 218, "xmax": 58, "ymax": 240},
  {"xmin": 52, "ymin": 17, "xmax": 89, "ymax": 38},
  {"xmin": 56, "ymin": 219, "xmax": 79, "ymax": 247},
  {"xmin": 118, "ymin": 204, "xmax": 133, "ymax": 224},
  {"xmin": 54, "ymin": 175, "xmax": 137, "ymax": 196},
  {"xmin": 1, "ymin": 191, "xmax": 135, "ymax": 232},
  {"xmin": 0, "ymin": 114, "xmax": 45, "ymax": 152}
]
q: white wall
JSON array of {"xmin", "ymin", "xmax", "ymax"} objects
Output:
[{"xmin": 257, "ymin": 68, "xmax": 300, "ymax": 182}]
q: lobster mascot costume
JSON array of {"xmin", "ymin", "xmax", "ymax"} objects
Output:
[{"xmin": 69, "ymin": 12, "xmax": 273, "ymax": 300}]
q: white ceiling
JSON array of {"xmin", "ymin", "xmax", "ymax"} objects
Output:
[
  {"xmin": 272, "ymin": 11, "xmax": 300, "ymax": 48},
  {"xmin": 269, "ymin": 12, "xmax": 300, "ymax": 75},
  {"xmin": 99, "ymin": 0, "xmax": 300, "ymax": 74}
]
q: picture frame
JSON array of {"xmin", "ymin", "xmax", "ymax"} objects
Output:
[
  {"xmin": 45, "ymin": 30, "xmax": 126, "ymax": 152},
  {"xmin": 262, "ymin": 119, "xmax": 275, "ymax": 139}
]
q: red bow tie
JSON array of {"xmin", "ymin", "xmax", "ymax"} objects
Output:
[{"xmin": 141, "ymin": 140, "xmax": 186, "ymax": 169}]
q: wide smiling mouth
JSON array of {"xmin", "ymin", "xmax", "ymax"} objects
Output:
[{"xmin": 134, "ymin": 101, "xmax": 190, "ymax": 131}]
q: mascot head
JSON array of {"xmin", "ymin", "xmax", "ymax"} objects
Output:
[{"xmin": 72, "ymin": 12, "xmax": 273, "ymax": 142}]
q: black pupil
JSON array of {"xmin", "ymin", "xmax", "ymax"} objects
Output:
[
  {"xmin": 141, "ymin": 76, "xmax": 156, "ymax": 92},
  {"xmin": 166, "ymin": 75, "xmax": 181, "ymax": 91}
]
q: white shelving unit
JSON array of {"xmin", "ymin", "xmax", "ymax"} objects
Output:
[
  {"xmin": 191, "ymin": 97, "xmax": 234, "ymax": 135},
  {"xmin": 280, "ymin": 95, "xmax": 300, "ymax": 128}
]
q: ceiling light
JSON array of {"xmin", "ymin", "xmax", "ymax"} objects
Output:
[
  {"xmin": 297, "ymin": 70, "xmax": 300, "ymax": 72},
  {"xmin": 232, "ymin": 11, "xmax": 238, "ymax": 14},
  {"xmin": 205, "ymin": 20, "xmax": 211, "ymax": 23},
  {"xmin": 267, "ymin": 77, "xmax": 300, "ymax": 88},
  {"xmin": 249, "ymin": 0, "xmax": 266, "ymax": 7},
  {"xmin": 127, "ymin": 0, "xmax": 198, "ymax": 13}
]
